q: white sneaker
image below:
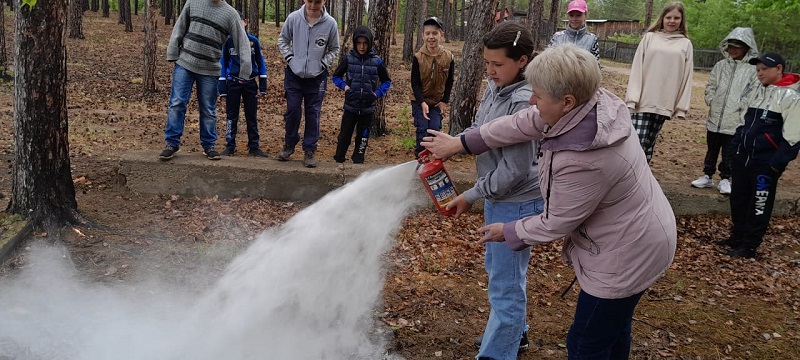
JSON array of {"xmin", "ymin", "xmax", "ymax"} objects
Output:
[
  {"xmin": 691, "ymin": 175, "xmax": 714, "ymax": 188},
  {"xmin": 718, "ymin": 178, "xmax": 731, "ymax": 195}
]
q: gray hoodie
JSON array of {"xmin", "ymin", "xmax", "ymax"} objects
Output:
[
  {"xmin": 277, "ymin": 5, "xmax": 340, "ymax": 78},
  {"xmin": 705, "ymin": 27, "xmax": 759, "ymax": 135},
  {"xmin": 462, "ymin": 79, "xmax": 541, "ymax": 204}
]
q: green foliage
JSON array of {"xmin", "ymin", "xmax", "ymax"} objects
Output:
[
  {"xmin": 607, "ymin": 32, "xmax": 641, "ymax": 44},
  {"xmin": 394, "ymin": 106, "xmax": 416, "ymax": 151},
  {"xmin": 684, "ymin": 0, "xmax": 800, "ymax": 59},
  {"xmin": 21, "ymin": 0, "xmax": 37, "ymax": 10}
]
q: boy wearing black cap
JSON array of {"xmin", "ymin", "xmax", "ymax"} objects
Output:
[
  {"xmin": 411, "ymin": 17, "xmax": 455, "ymax": 157},
  {"xmin": 724, "ymin": 52, "xmax": 800, "ymax": 258}
]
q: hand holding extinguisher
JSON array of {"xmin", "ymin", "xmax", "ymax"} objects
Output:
[{"xmin": 417, "ymin": 149, "xmax": 459, "ymax": 216}]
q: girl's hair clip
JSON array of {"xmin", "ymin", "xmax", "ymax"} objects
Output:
[{"xmin": 513, "ymin": 31, "xmax": 521, "ymax": 47}]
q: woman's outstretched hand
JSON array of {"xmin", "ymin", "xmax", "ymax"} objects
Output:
[
  {"xmin": 477, "ymin": 223, "xmax": 505, "ymax": 244},
  {"xmin": 420, "ymin": 129, "xmax": 464, "ymax": 160}
]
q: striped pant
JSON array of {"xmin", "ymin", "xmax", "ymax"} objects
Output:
[{"xmin": 631, "ymin": 112, "xmax": 668, "ymax": 163}]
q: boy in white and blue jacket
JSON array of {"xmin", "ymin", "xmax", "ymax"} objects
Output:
[
  {"xmin": 331, "ymin": 26, "xmax": 392, "ymax": 164},
  {"xmin": 218, "ymin": 13, "xmax": 268, "ymax": 157}
]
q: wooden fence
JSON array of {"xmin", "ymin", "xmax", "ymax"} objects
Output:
[{"xmin": 598, "ymin": 40, "xmax": 797, "ymax": 72}]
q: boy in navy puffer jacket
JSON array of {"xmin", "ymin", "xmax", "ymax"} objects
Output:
[
  {"xmin": 725, "ymin": 53, "xmax": 800, "ymax": 259},
  {"xmin": 331, "ymin": 26, "xmax": 392, "ymax": 164},
  {"xmin": 218, "ymin": 13, "xmax": 269, "ymax": 157}
]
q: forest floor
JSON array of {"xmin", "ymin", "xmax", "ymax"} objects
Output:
[{"xmin": 1, "ymin": 11, "xmax": 800, "ymax": 359}]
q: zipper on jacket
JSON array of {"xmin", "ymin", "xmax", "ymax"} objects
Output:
[{"xmin": 716, "ymin": 61, "xmax": 737, "ymax": 132}]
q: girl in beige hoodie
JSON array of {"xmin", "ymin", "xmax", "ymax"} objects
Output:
[{"xmin": 626, "ymin": 1, "xmax": 694, "ymax": 163}]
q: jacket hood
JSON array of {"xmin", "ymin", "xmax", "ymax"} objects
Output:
[
  {"xmin": 540, "ymin": 88, "xmax": 631, "ymax": 152},
  {"xmin": 776, "ymin": 73, "xmax": 800, "ymax": 87},
  {"xmin": 656, "ymin": 31, "xmax": 688, "ymax": 40},
  {"xmin": 299, "ymin": 4, "xmax": 331, "ymax": 24},
  {"xmin": 352, "ymin": 26, "xmax": 374, "ymax": 53},
  {"xmin": 719, "ymin": 27, "xmax": 758, "ymax": 61}
]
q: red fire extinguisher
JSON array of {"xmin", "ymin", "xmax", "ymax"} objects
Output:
[{"xmin": 417, "ymin": 149, "xmax": 458, "ymax": 216}]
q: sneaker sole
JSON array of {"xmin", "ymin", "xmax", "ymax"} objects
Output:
[
  {"xmin": 203, "ymin": 152, "xmax": 221, "ymax": 160},
  {"xmin": 691, "ymin": 183, "xmax": 714, "ymax": 188},
  {"xmin": 159, "ymin": 149, "xmax": 179, "ymax": 161}
]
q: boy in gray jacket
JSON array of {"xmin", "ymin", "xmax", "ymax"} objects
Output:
[
  {"xmin": 691, "ymin": 27, "xmax": 759, "ymax": 194},
  {"xmin": 276, "ymin": 0, "xmax": 340, "ymax": 167},
  {"xmin": 159, "ymin": 0, "xmax": 251, "ymax": 161}
]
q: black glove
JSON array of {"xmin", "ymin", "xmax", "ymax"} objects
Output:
[
  {"xmin": 218, "ymin": 78, "xmax": 228, "ymax": 97},
  {"xmin": 259, "ymin": 77, "xmax": 267, "ymax": 94}
]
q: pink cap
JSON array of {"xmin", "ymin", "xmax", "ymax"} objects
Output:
[{"xmin": 567, "ymin": 0, "xmax": 588, "ymax": 13}]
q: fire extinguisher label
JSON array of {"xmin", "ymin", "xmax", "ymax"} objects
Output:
[{"xmin": 426, "ymin": 170, "xmax": 457, "ymax": 203}]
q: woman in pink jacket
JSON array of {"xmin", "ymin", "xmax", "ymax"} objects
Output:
[{"xmin": 422, "ymin": 44, "xmax": 677, "ymax": 359}]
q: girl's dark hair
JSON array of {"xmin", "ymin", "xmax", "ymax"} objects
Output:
[{"xmin": 482, "ymin": 21, "xmax": 534, "ymax": 61}]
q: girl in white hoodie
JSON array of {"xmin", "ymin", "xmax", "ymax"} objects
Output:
[{"xmin": 626, "ymin": 1, "xmax": 694, "ymax": 163}]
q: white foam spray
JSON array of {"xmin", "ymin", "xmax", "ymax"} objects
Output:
[{"xmin": 0, "ymin": 161, "xmax": 426, "ymax": 359}]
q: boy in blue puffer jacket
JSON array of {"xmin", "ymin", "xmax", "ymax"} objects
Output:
[
  {"xmin": 218, "ymin": 12, "xmax": 269, "ymax": 157},
  {"xmin": 331, "ymin": 26, "xmax": 392, "ymax": 164}
]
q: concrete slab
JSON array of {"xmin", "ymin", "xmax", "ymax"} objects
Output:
[
  {"xmin": 0, "ymin": 214, "xmax": 32, "ymax": 263},
  {"xmin": 119, "ymin": 150, "xmax": 800, "ymax": 216}
]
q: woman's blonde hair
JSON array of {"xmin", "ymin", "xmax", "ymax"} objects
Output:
[
  {"xmin": 524, "ymin": 44, "xmax": 601, "ymax": 105},
  {"xmin": 648, "ymin": 1, "xmax": 688, "ymax": 36}
]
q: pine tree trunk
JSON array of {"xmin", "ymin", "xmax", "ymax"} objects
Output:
[
  {"xmin": 339, "ymin": 0, "xmax": 359, "ymax": 63},
  {"xmin": 458, "ymin": 0, "xmax": 464, "ymax": 40},
  {"xmin": 415, "ymin": 0, "xmax": 427, "ymax": 49},
  {"xmin": 164, "ymin": 0, "xmax": 173, "ymax": 24},
  {"xmin": 401, "ymin": 0, "xmax": 416, "ymax": 63},
  {"xmin": 123, "ymin": 0, "xmax": 133, "ymax": 31},
  {"xmin": 391, "ymin": 0, "xmax": 399, "ymax": 45},
  {"xmin": 143, "ymin": 0, "xmax": 158, "ymax": 92},
  {"xmin": 644, "ymin": 0, "xmax": 654, "ymax": 30},
  {"xmin": 498, "ymin": 0, "xmax": 507, "ymax": 22},
  {"xmin": 119, "ymin": 0, "xmax": 125, "ymax": 23},
  {"xmin": 527, "ymin": 0, "xmax": 544, "ymax": 50},
  {"xmin": 134, "ymin": 0, "xmax": 138, "ymax": 15},
  {"xmin": 102, "ymin": 0, "xmax": 109, "ymax": 17},
  {"xmin": 248, "ymin": 0, "xmax": 259, "ymax": 36},
  {"xmin": 442, "ymin": 0, "xmax": 449, "ymax": 42},
  {"xmin": 0, "ymin": 2, "xmax": 8, "ymax": 80},
  {"xmin": 548, "ymin": 0, "xmax": 559, "ymax": 35},
  {"xmin": 10, "ymin": 0, "xmax": 80, "ymax": 231},
  {"xmin": 91, "ymin": 0, "xmax": 99, "ymax": 11},
  {"xmin": 449, "ymin": 0, "xmax": 498, "ymax": 135},
  {"xmin": 274, "ymin": 0, "xmax": 280, "ymax": 26},
  {"xmin": 339, "ymin": 0, "xmax": 345, "ymax": 31},
  {"xmin": 367, "ymin": 0, "xmax": 397, "ymax": 137},
  {"xmin": 69, "ymin": 0, "xmax": 85, "ymax": 38}
]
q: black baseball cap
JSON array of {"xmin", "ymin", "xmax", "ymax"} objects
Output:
[
  {"xmin": 749, "ymin": 53, "xmax": 786, "ymax": 68},
  {"xmin": 423, "ymin": 17, "xmax": 444, "ymax": 30}
]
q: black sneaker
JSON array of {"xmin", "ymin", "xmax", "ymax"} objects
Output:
[
  {"xmin": 221, "ymin": 148, "xmax": 236, "ymax": 156},
  {"xmin": 203, "ymin": 148, "xmax": 221, "ymax": 160},
  {"xmin": 277, "ymin": 146, "xmax": 294, "ymax": 161},
  {"xmin": 249, "ymin": 148, "xmax": 269, "ymax": 157},
  {"xmin": 726, "ymin": 246, "xmax": 756, "ymax": 259},
  {"xmin": 715, "ymin": 237, "xmax": 741, "ymax": 248},
  {"xmin": 159, "ymin": 145, "xmax": 179, "ymax": 161},
  {"xmin": 473, "ymin": 332, "xmax": 529, "ymax": 353},
  {"xmin": 303, "ymin": 151, "xmax": 317, "ymax": 168}
]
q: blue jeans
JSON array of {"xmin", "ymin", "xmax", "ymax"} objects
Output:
[
  {"xmin": 567, "ymin": 290, "xmax": 645, "ymax": 359},
  {"xmin": 164, "ymin": 63, "xmax": 219, "ymax": 150},
  {"xmin": 283, "ymin": 67, "xmax": 326, "ymax": 152},
  {"xmin": 412, "ymin": 101, "xmax": 442, "ymax": 156},
  {"xmin": 477, "ymin": 198, "xmax": 544, "ymax": 360}
]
